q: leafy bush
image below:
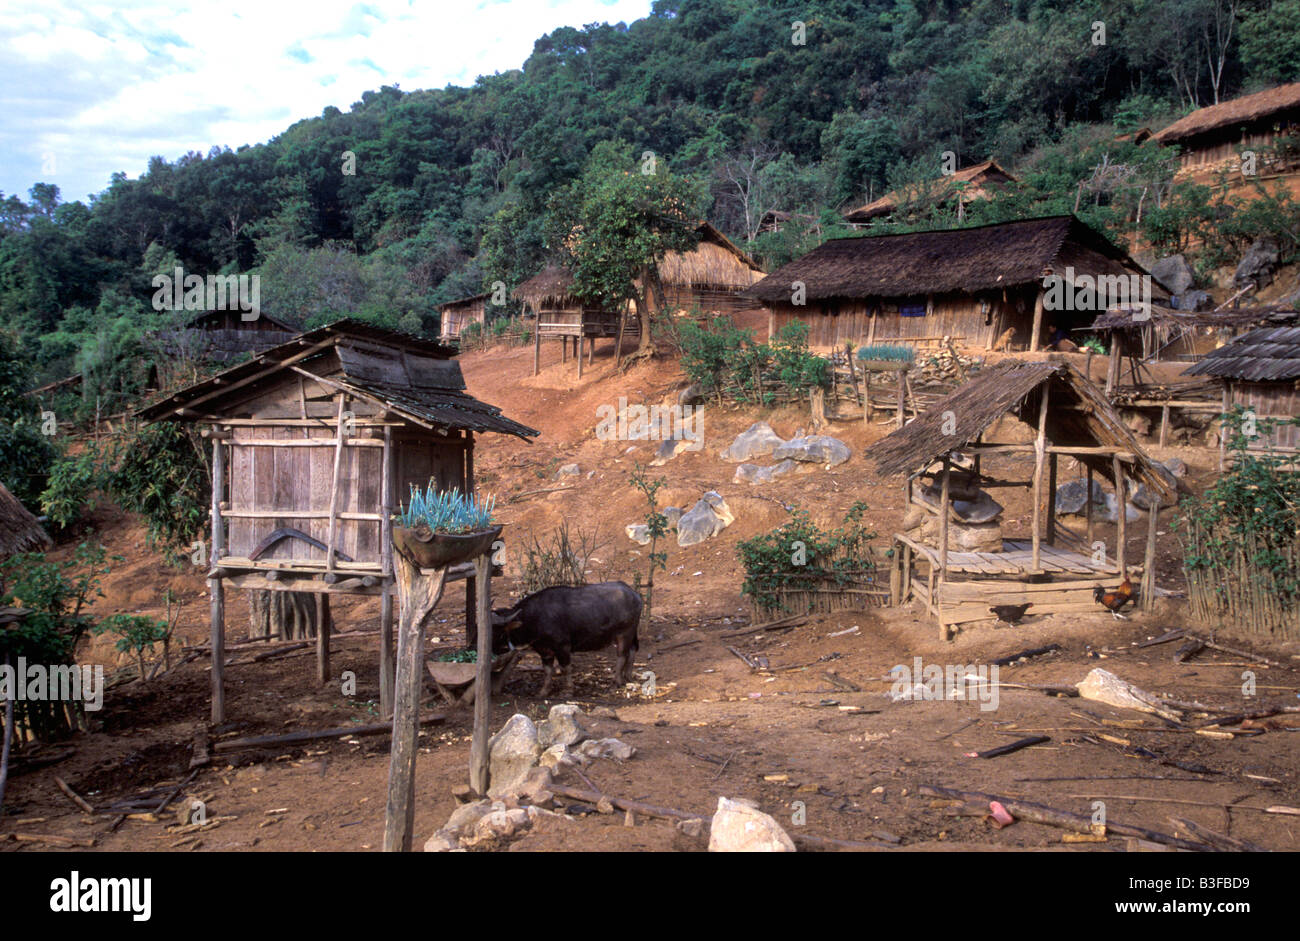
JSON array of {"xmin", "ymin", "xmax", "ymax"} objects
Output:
[
  {"xmin": 94, "ymin": 613, "xmax": 169, "ymax": 684},
  {"xmin": 40, "ymin": 447, "xmax": 102, "ymax": 532},
  {"xmin": 738, "ymin": 502, "xmax": 877, "ymax": 617},
  {"xmin": 104, "ymin": 421, "xmax": 210, "ymax": 564},
  {"xmin": 397, "ymin": 485, "xmax": 495, "ymax": 533},
  {"xmin": 671, "ymin": 315, "xmax": 829, "ymax": 406},
  {"xmin": 516, "ymin": 522, "xmax": 598, "ymax": 596}
]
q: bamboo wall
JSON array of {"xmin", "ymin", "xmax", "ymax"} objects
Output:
[
  {"xmin": 662, "ymin": 285, "xmax": 756, "ymax": 316},
  {"xmin": 767, "ymin": 287, "xmax": 1039, "ymax": 350}
]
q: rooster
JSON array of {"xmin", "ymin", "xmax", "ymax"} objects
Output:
[
  {"xmin": 1093, "ymin": 577, "xmax": 1135, "ymax": 619},
  {"xmin": 989, "ymin": 602, "xmax": 1033, "ymax": 626}
]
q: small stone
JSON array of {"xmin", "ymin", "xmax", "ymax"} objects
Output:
[
  {"xmin": 595, "ymin": 797, "xmax": 615, "ymax": 814},
  {"xmin": 555, "ymin": 463, "xmax": 581, "ymax": 479},
  {"xmin": 676, "ymin": 817, "xmax": 705, "ymax": 838},
  {"xmin": 537, "ymin": 703, "xmax": 588, "ymax": 748},
  {"xmin": 577, "ymin": 738, "xmax": 636, "ymax": 761},
  {"xmin": 487, "ymin": 713, "xmax": 542, "ymax": 799},
  {"xmin": 423, "ymin": 830, "xmax": 460, "ymax": 852},
  {"xmin": 708, "ymin": 797, "xmax": 795, "ymax": 852}
]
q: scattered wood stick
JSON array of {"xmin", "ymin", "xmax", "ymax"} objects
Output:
[
  {"xmin": 919, "ymin": 784, "xmax": 1215, "ymax": 852},
  {"xmin": 5, "ymin": 831, "xmax": 95, "ymax": 848},
  {"xmin": 725, "ymin": 646, "xmax": 757, "ymax": 670},
  {"xmin": 933, "ymin": 718, "xmax": 979, "ymax": 742},
  {"xmin": 1136, "ymin": 630, "xmax": 1185, "ymax": 649},
  {"xmin": 975, "ymin": 735, "xmax": 1050, "ymax": 759},
  {"xmin": 719, "ymin": 618, "xmax": 805, "ymax": 639},
  {"xmin": 251, "ymin": 642, "xmax": 311, "ymax": 662},
  {"xmin": 212, "ymin": 715, "xmax": 445, "ymax": 753},
  {"xmin": 991, "ymin": 644, "xmax": 1061, "ymax": 667},
  {"xmin": 1067, "ymin": 793, "xmax": 1277, "ymax": 812},
  {"xmin": 154, "ymin": 769, "xmax": 200, "ymax": 815},
  {"xmin": 53, "ymin": 775, "xmax": 95, "ymax": 815},
  {"xmin": 1188, "ymin": 635, "xmax": 1278, "ymax": 666},
  {"xmin": 1169, "ymin": 817, "xmax": 1265, "ymax": 853},
  {"xmin": 656, "ymin": 637, "xmax": 702, "ymax": 653},
  {"xmin": 822, "ymin": 671, "xmax": 861, "ymax": 693}
]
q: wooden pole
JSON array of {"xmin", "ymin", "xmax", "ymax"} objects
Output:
[
  {"xmin": 469, "ymin": 552, "xmax": 493, "ymax": 794},
  {"xmin": 1085, "ymin": 464, "xmax": 1095, "ymax": 546},
  {"xmin": 209, "ymin": 431, "xmax": 227, "ymax": 724},
  {"xmin": 1031, "ymin": 385, "xmax": 1049, "ymax": 572},
  {"xmin": 1046, "ymin": 451, "xmax": 1058, "ymax": 547},
  {"xmin": 1106, "ymin": 336, "xmax": 1119, "ymax": 395},
  {"xmin": 384, "ymin": 554, "xmax": 447, "ymax": 852},
  {"xmin": 324, "ymin": 394, "xmax": 347, "ymax": 578},
  {"xmin": 1159, "ymin": 405, "xmax": 1170, "ymax": 447},
  {"xmin": 1142, "ymin": 502, "xmax": 1159, "ymax": 610},
  {"xmin": 938, "ymin": 458, "xmax": 951, "ymax": 641},
  {"xmin": 896, "ymin": 369, "xmax": 905, "ymax": 428},
  {"xmin": 1113, "ymin": 454, "xmax": 1128, "ymax": 574},
  {"xmin": 533, "ymin": 315, "xmax": 541, "ymax": 377},
  {"xmin": 464, "ymin": 433, "xmax": 477, "ymax": 648},
  {"xmin": 380, "ymin": 425, "xmax": 394, "ymax": 715},
  {"xmin": 1029, "ymin": 289, "xmax": 1044, "ymax": 353},
  {"xmin": 577, "ymin": 335, "xmax": 584, "ymax": 378},
  {"xmin": 315, "ymin": 594, "xmax": 331, "ymax": 684},
  {"xmin": 1219, "ymin": 383, "xmax": 1230, "ymax": 471}
]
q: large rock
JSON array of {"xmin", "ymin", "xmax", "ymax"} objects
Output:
[
  {"xmin": 1163, "ymin": 457, "xmax": 1188, "ymax": 479},
  {"xmin": 708, "ymin": 797, "xmax": 796, "ymax": 852},
  {"xmin": 650, "ymin": 437, "xmax": 693, "ymax": 466},
  {"xmin": 662, "ymin": 506, "xmax": 683, "ymax": 529},
  {"xmin": 1101, "ymin": 491, "xmax": 1141, "ymax": 523},
  {"xmin": 733, "ymin": 459, "xmax": 798, "ymax": 485},
  {"xmin": 1150, "ymin": 254, "xmax": 1195, "ymax": 296},
  {"xmin": 487, "ymin": 714, "xmax": 542, "ymax": 798},
  {"xmin": 720, "ymin": 422, "xmax": 786, "ymax": 463},
  {"xmin": 1234, "ymin": 238, "xmax": 1280, "ymax": 291},
  {"xmin": 537, "ymin": 704, "xmax": 588, "ymax": 748},
  {"xmin": 1055, "ymin": 478, "xmax": 1107, "ymax": 516},
  {"xmin": 1173, "ymin": 289, "xmax": 1213, "ymax": 312},
  {"xmin": 774, "ymin": 435, "xmax": 851, "ymax": 467},
  {"xmin": 677, "ymin": 492, "xmax": 734, "ymax": 547}
]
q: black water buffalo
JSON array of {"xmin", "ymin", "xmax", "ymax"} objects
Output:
[{"xmin": 491, "ymin": 581, "xmax": 642, "ymax": 697}]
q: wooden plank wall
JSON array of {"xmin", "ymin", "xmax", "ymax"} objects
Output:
[
  {"xmin": 1233, "ymin": 381, "xmax": 1300, "ymax": 450},
  {"xmin": 767, "ymin": 288, "xmax": 1036, "ymax": 349}
]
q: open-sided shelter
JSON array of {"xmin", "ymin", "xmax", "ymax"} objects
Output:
[
  {"xmin": 742, "ymin": 215, "xmax": 1162, "ymax": 353},
  {"xmin": 1185, "ymin": 325, "xmax": 1300, "ymax": 458},
  {"xmin": 871, "ymin": 360, "xmax": 1175, "ymax": 639},
  {"xmin": 139, "ymin": 319, "xmax": 538, "ymax": 722}
]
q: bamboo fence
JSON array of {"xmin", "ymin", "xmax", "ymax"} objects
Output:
[{"xmin": 1183, "ymin": 519, "xmax": 1299, "ymax": 639}]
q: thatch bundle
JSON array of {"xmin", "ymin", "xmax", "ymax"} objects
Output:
[
  {"xmin": 0, "ymin": 482, "xmax": 50, "ymax": 558},
  {"xmin": 514, "ymin": 266, "xmax": 577, "ymax": 309},
  {"xmin": 658, "ymin": 223, "xmax": 764, "ymax": 290}
]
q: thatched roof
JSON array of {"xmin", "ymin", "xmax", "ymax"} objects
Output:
[
  {"xmin": 1155, "ymin": 82, "xmax": 1300, "ymax": 145},
  {"xmin": 1091, "ymin": 305, "xmax": 1299, "ymax": 332},
  {"xmin": 186, "ymin": 310, "xmax": 297, "ymax": 332},
  {"xmin": 0, "ymin": 481, "xmax": 50, "ymax": 559},
  {"xmin": 657, "ymin": 221, "xmax": 764, "ymax": 289},
  {"xmin": 1185, "ymin": 326, "xmax": 1300, "ymax": 382},
  {"xmin": 514, "ymin": 266, "xmax": 577, "ymax": 307},
  {"xmin": 870, "ymin": 360, "xmax": 1175, "ymax": 501},
  {"xmin": 743, "ymin": 215, "xmax": 1154, "ymax": 304},
  {"xmin": 843, "ymin": 160, "xmax": 1017, "ymax": 224},
  {"xmin": 139, "ymin": 319, "xmax": 538, "ymax": 440}
]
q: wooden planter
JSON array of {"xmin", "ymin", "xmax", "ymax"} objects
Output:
[
  {"xmin": 391, "ymin": 524, "xmax": 502, "ymax": 569},
  {"xmin": 426, "ymin": 649, "xmax": 519, "ymax": 706},
  {"xmin": 858, "ymin": 359, "xmax": 911, "ymax": 373}
]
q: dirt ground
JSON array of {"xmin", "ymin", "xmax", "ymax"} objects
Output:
[{"xmin": 4, "ymin": 334, "xmax": 1298, "ymax": 853}]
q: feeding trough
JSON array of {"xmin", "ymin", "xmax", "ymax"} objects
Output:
[
  {"xmin": 392, "ymin": 523, "xmax": 502, "ymax": 570},
  {"xmin": 426, "ymin": 650, "xmax": 519, "ymax": 707}
]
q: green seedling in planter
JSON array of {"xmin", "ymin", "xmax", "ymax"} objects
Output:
[
  {"xmin": 857, "ymin": 344, "xmax": 915, "ymax": 365},
  {"xmin": 397, "ymin": 485, "xmax": 495, "ymax": 534},
  {"xmin": 435, "ymin": 649, "xmax": 478, "ymax": 663}
]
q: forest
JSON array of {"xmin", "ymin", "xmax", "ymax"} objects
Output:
[{"xmin": 2, "ymin": 0, "xmax": 1299, "ymax": 441}]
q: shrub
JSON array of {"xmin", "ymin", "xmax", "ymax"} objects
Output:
[
  {"xmin": 516, "ymin": 522, "xmax": 599, "ymax": 596},
  {"xmin": 104, "ymin": 421, "xmax": 210, "ymax": 565},
  {"xmin": 40, "ymin": 447, "xmax": 103, "ymax": 533}
]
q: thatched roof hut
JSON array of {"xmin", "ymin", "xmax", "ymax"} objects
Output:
[
  {"xmin": 1185, "ymin": 326, "xmax": 1300, "ymax": 455},
  {"xmin": 843, "ymin": 160, "xmax": 1017, "ymax": 225},
  {"xmin": 653, "ymin": 222, "xmax": 765, "ymax": 314},
  {"xmin": 1154, "ymin": 82, "xmax": 1300, "ymax": 175},
  {"xmin": 743, "ymin": 215, "xmax": 1160, "ymax": 351},
  {"xmin": 0, "ymin": 481, "xmax": 50, "ymax": 558},
  {"xmin": 513, "ymin": 266, "xmax": 577, "ymax": 311},
  {"xmin": 438, "ymin": 293, "xmax": 491, "ymax": 340}
]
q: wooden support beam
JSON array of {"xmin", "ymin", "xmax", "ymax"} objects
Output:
[
  {"xmin": 533, "ymin": 315, "xmax": 541, "ymax": 377},
  {"xmin": 469, "ymin": 552, "xmax": 492, "ymax": 794},
  {"xmin": 1113, "ymin": 454, "xmax": 1128, "ymax": 574},
  {"xmin": 1142, "ymin": 502, "xmax": 1159, "ymax": 611},
  {"xmin": 315, "ymin": 594, "xmax": 331, "ymax": 684},
  {"xmin": 577, "ymin": 335, "xmax": 584, "ymax": 378},
  {"xmin": 1029, "ymin": 289, "xmax": 1044, "ymax": 353},
  {"xmin": 1159, "ymin": 405, "xmax": 1170, "ymax": 447},
  {"xmin": 380, "ymin": 425, "xmax": 394, "ymax": 716},
  {"xmin": 1031, "ymin": 384, "xmax": 1049, "ymax": 572},
  {"xmin": 1085, "ymin": 464, "xmax": 1095, "ymax": 547},
  {"xmin": 1046, "ymin": 451, "xmax": 1058, "ymax": 547},
  {"xmin": 209, "ymin": 432, "xmax": 227, "ymax": 725},
  {"xmin": 938, "ymin": 458, "xmax": 951, "ymax": 641},
  {"xmin": 324, "ymin": 394, "xmax": 347, "ymax": 579}
]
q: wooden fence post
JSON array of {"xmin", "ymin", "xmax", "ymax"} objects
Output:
[{"xmin": 469, "ymin": 552, "xmax": 493, "ymax": 794}]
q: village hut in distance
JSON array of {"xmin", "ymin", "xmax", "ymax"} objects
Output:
[
  {"xmin": 0, "ymin": 481, "xmax": 51, "ymax": 559},
  {"xmin": 438, "ymin": 293, "xmax": 491, "ymax": 342},
  {"xmin": 842, "ymin": 159, "xmax": 1017, "ymax": 226},
  {"xmin": 139, "ymin": 319, "xmax": 538, "ymax": 722},
  {"xmin": 742, "ymin": 215, "xmax": 1162, "ymax": 353}
]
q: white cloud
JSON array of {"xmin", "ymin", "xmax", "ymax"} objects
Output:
[{"xmin": 0, "ymin": 0, "xmax": 653, "ymax": 202}]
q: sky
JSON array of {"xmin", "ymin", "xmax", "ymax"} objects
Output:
[{"xmin": 0, "ymin": 0, "xmax": 654, "ymax": 204}]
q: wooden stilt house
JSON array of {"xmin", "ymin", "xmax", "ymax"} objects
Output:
[
  {"xmin": 872, "ymin": 361, "xmax": 1175, "ymax": 639},
  {"xmin": 139, "ymin": 320, "xmax": 538, "ymax": 722},
  {"xmin": 513, "ymin": 266, "xmax": 632, "ymax": 378}
]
